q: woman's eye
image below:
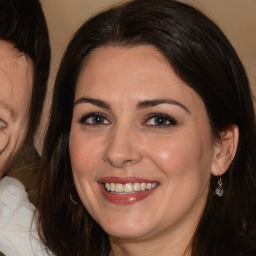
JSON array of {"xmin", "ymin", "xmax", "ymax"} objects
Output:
[
  {"xmin": 79, "ymin": 113, "xmax": 110, "ymax": 125},
  {"xmin": 0, "ymin": 120, "xmax": 7, "ymax": 129},
  {"xmin": 144, "ymin": 114, "xmax": 177, "ymax": 127}
]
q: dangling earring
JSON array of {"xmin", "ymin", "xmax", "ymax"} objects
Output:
[
  {"xmin": 70, "ymin": 192, "xmax": 79, "ymax": 205},
  {"xmin": 215, "ymin": 177, "xmax": 224, "ymax": 197}
]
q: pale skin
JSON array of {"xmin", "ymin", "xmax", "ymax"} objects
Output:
[
  {"xmin": 69, "ymin": 46, "xmax": 239, "ymax": 256},
  {"xmin": 0, "ymin": 40, "xmax": 33, "ymax": 176}
]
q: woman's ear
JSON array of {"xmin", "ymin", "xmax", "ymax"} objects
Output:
[{"xmin": 211, "ymin": 125, "xmax": 239, "ymax": 176}]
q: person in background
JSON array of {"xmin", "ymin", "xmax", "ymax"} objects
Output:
[
  {"xmin": 0, "ymin": 0, "xmax": 51, "ymax": 255},
  {"xmin": 38, "ymin": 0, "xmax": 256, "ymax": 255}
]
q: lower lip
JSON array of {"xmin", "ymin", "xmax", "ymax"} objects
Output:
[{"xmin": 98, "ymin": 184, "xmax": 158, "ymax": 205}]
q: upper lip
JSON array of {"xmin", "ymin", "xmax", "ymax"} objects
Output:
[{"xmin": 98, "ymin": 176, "xmax": 158, "ymax": 184}]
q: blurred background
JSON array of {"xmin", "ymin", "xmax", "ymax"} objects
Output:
[{"xmin": 37, "ymin": 0, "xmax": 256, "ymax": 150}]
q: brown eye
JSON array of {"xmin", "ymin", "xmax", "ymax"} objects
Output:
[
  {"xmin": 144, "ymin": 114, "xmax": 177, "ymax": 127},
  {"xmin": 79, "ymin": 113, "xmax": 110, "ymax": 125},
  {"xmin": 91, "ymin": 115, "xmax": 104, "ymax": 124},
  {"xmin": 153, "ymin": 116, "xmax": 169, "ymax": 126}
]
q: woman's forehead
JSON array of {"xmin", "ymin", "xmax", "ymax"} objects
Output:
[{"xmin": 75, "ymin": 46, "xmax": 206, "ymax": 119}]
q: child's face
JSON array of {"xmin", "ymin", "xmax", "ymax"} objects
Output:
[{"xmin": 0, "ymin": 41, "xmax": 33, "ymax": 176}]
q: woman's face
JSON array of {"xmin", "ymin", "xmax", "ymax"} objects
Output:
[
  {"xmin": 69, "ymin": 46, "xmax": 219, "ymax": 242},
  {"xmin": 0, "ymin": 41, "xmax": 33, "ymax": 176}
]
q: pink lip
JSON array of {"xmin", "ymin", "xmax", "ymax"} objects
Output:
[{"xmin": 98, "ymin": 176, "xmax": 159, "ymax": 205}]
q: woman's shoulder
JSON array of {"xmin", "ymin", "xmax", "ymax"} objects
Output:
[{"xmin": 0, "ymin": 176, "xmax": 52, "ymax": 256}]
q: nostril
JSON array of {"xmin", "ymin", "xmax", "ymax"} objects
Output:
[{"xmin": 123, "ymin": 159, "xmax": 136, "ymax": 166}]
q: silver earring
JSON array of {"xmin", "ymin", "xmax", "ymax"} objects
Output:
[
  {"xmin": 215, "ymin": 177, "xmax": 224, "ymax": 197},
  {"xmin": 70, "ymin": 192, "xmax": 79, "ymax": 204}
]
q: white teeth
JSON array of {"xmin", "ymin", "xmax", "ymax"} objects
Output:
[
  {"xmin": 105, "ymin": 183, "xmax": 111, "ymax": 191},
  {"xmin": 115, "ymin": 183, "xmax": 123, "ymax": 192},
  {"xmin": 124, "ymin": 183, "xmax": 133, "ymax": 193},
  {"xmin": 133, "ymin": 183, "xmax": 141, "ymax": 192},
  {"xmin": 110, "ymin": 183, "xmax": 115, "ymax": 192},
  {"xmin": 104, "ymin": 182, "xmax": 157, "ymax": 193},
  {"xmin": 0, "ymin": 120, "xmax": 7, "ymax": 129},
  {"xmin": 146, "ymin": 183, "xmax": 152, "ymax": 190},
  {"xmin": 141, "ymin": 183, "xmax": 146, "ymax": 191},
  {"xmin": 152, "ymin": 183, "xmax": 157, "ymax": 188}
]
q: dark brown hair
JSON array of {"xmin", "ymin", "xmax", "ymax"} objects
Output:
[
  {"xmin": 38, "ymin": 0, "xmax": 256, "ymax": 255},
  {"xmin": 0, "ymin": 0, "xmax": 51, "ymax": 135}
]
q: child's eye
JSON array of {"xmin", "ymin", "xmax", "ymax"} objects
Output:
[
  {"xmin": 78, "ymin": 113, "xmax": 110, "ymax": 125},
  {"xmin": 0, "ymin": 120, "xmax": 7, "ymax": 129},
  {"xmin": 143, "ymin": 114, "xmax": 177, "ymax": 127}
]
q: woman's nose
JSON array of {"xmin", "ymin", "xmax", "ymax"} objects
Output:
[{"xmin": 103, "ymin": 125, "xmax": 143, "ymax": 168}]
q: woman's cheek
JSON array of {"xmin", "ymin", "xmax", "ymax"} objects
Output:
[
  {"xmin": 69, "ymin": 131, "xmax": 102, "ymax": 176},
  {"xmin": 145, "ymin": 133, "xmax": 194, "ymax": 169}
]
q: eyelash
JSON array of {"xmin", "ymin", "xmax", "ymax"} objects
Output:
[
  {"xmin": 78, "ymin": 113, "xmax": 110, "ymax": 126},
  {"xmin": 78, "ymin": 112, "xmax": 177, "ymax": 128},
  {"xmin": 143, "ymin": 113, "xmax": 177, "ymax": 128}
]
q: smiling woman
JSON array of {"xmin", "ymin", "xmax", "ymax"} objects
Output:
[
  {"xmin": 0, "ymin": 0, "xmax": 50, "ymax": 255},
  {"xmin": 37, "ymin": 0, "xmax": 256, "ymax": 255},
  {"xmin": 0, "ymin": 42, "xmax": 33, "ymax": 174},
  {"xmin": 69, "ymin": 46, "xmax": 219, "ymax": 242}
]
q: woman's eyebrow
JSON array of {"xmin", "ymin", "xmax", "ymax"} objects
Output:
[
  {"xmin": 74, "ymin": 97, "xmax": 111, "ymax": 110},
  {"xmin": 74, "ymin": 97, "xmax": 190, "ymax": 113},
  {"xmin": 137, "ymin": 99, "xmax": 190, "ymax": 113}
]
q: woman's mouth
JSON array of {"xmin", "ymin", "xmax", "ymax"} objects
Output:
[
  {"xmin": 98, "ymin": 177, "xmax": 159, "ymax": 205},
  {"xmin": 104, "ymin": 182, "xmax": 157, "ymax": 194}
]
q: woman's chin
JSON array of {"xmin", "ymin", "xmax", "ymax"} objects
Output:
[{"xmin": 102, "ymin": 221, "xmax": 155, "ymax": 241}]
